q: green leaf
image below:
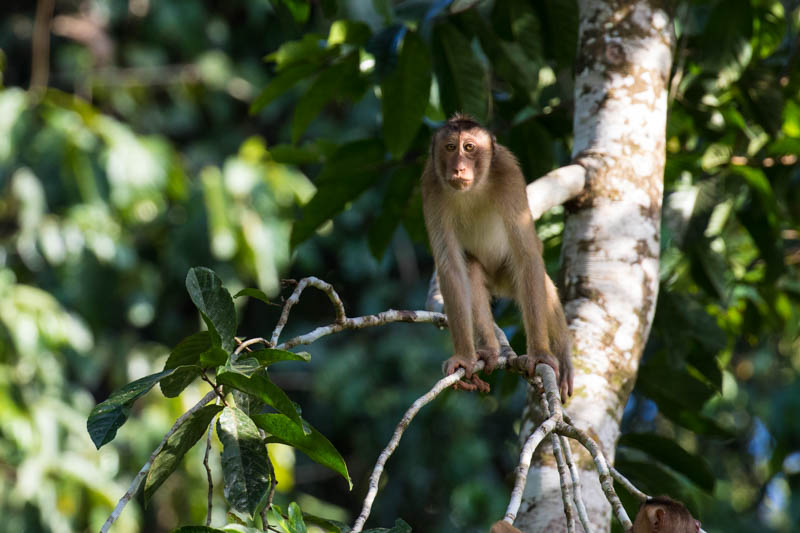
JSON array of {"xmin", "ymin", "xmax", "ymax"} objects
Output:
[
  {"xmin": 268, "ymin": 143, "xmax": 325, "ymax": 165},
  {"xmin": 509, "ymin": 120, "xmax": 554, "ymax": 179},
  {"xmin": 216, "ymin": 407, "xmax": 272, "ymax": 518},
  {"xmin": 164, "ymin": 332, "xmax": 212, "ymax": 369},
  {"xmin": 160, "ymin": 366, "xmax": 202, "ymax": 398},
  {"xmin": 381, "ymin": 31, "xmax": 432, "ymax": 159},
  {"xmin": 280, "ymin": 0, "xmax": 310, "ymax": 24},
  {"xmin": 368, "ymin": 165, "xmax": 421, "ymax": 258},
  {"xmin": 171, "ymin": 527, "xmax": 228, "ymax": 533},
  {"xmin": 617, "ymin": 433, "xmax": 715, "ymax": 492},
  {"xmin": 700, "ymin": 0, "xmax": 752, "ymax": 86},
  {"xmin": 328, "ymin": 20, "xmax": 371, "ymax": 47},
  {"xmin": 637, "ymin": 351, "xmax": 716, "ymax": 410},
  {"xmin": 433, "ymin": 23, "xmax": 489, "ymax": 122},
  {"xmin": 87, "ymin": 369, "xmax": 174, "ymax": 449},
  {"xmin": 302, "ymin": 513, "xmax": 351, "ymax": 533},
  {"xmin": 145, "ymin": 404, "xmax": 223, "ymax": 503},
  {"xmin": 290, "ymin": 139, "xmax": 385, "ymax": 248},
  {"xmin": 200, "ymin": 346, "xmax": 229, "ymax": 367},
  {"xmin": 249, "ymin": 348, "xmax": 311, "ymax": 366},
  {"xmin": 250, "ymin": 63, "xmax": 318, "ymax": 114},
  {"xmin": 186, "ymin": 267, "xmax": 237, "ymax": 353},
  {"xmin": 288, "ymin": 502, "xmax": 308, "ymax": 533},
  {"xmin": 217, "ymin": 368, "xmax": 305, "ymax": 431},
  {"xmin": 253, "ymin": 413, "xmax": 351, "ymax": 489},
  {"xmin": 233, "ymin": 288, "xmax": 273, "ymax": 304},
  {"xmin": 266, "ymin": 34, "xmax": 331, "ymax": 70},
  {"xmin": 291, "ymin": 54, "xmax": 364, "ymax": 143},
  {"xmin": 542, "ymin": 0, "xmax": 578, "ymax": 70}
]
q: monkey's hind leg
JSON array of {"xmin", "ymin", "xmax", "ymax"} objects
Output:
[{"xmin": 467, "ymin": 258, "xmax": 500, "ymax": 375}]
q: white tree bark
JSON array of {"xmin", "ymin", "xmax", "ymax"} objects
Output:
[{"xmin": 516, "ymin": 1, "xmax": 674, "ymax": 531}]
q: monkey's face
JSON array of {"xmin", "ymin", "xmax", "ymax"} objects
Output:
[{"xmin": 434, "ymin": 128, "xmax": 493, "ymax": 191}]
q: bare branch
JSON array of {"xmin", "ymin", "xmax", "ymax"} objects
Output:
[
  {"xmin": 270, "ymin": 277, "xmax": 347, "ymax": 346},
  {"xmin": 538, "ymin": 392, "xmax": 575, "ymax": 532},
  {"xmin": 610, "ymin": 466, "xmax": 648, "ymax": 503},
  {"xmin": 526, "ymin": 164, "xmax": 587, "ymax": 220},
  {"xmin": 504, "ymin": 414, "xmax": 559, "ymax": 523},
  {"xmin": 351, "ymin": 360, "xmax": 498, "ymax": 532},
  {"xmin": 203, "ymin": 411, "xmax": 216, "ymax": 526},
  {"xmin": 561, "ymin": 436, "xmax": 592, "ymax": 533},
  {"xmin": 100, "ymin": 389, "xmax": 219, "ymax": 533},
  {"xmin": 555, "ymin": 422, "xmax": 632, "ymax": 531},
  {"xmin": 277, "ymin": 309, "xmax": 448, "ymax": 350}
]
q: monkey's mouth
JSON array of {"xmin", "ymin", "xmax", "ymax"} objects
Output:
[{"xmin": 447, "ymin": 176, "xmax": 473, "ymax": 190}]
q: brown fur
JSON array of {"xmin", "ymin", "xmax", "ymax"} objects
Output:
[
  {"xmin": 489, "ymin": 520, "xmax": 522, "ymax": 533},
  {"xmin": 628, "ymin": 497, "xmax": 700, "ymax": 533},
  {"xmin": 421, "ymin": 115, "xmax": 573, "ymax": 398}
]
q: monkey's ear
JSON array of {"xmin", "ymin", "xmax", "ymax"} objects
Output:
[
  {"xmin": 694, "ymin": 520, "xmax": 701, "ymax": 533},
  {"xmin": 646, "ymin": 506, "xmax": 665, "ymax": 531}
]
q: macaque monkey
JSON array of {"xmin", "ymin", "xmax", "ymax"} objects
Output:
[
  {"xmin": 421, "ymin": 114, "xmax": 573, "ymax": 398},
  {"xmin": 627, "ymin": 497, "xmax": 701, "ymax": 533},
  {"xmin": 489, "ymin": 520, "xmax": 522, "ymax": 533}
]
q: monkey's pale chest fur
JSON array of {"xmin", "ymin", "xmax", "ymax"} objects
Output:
[{"xmin": 447, "ymin": 194, "xmax": 514, "ymax": 294}]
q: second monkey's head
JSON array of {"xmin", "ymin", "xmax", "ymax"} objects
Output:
[{"xmin": 432, "ymin": 114, "xmax": 496, "ymax": 192}]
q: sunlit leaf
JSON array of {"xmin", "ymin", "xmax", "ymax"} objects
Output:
[
  {"xmin": 145, "ymin": 404, "xmax": 223, "ymax": 503},
  {"xmin": 253, "ymin": 413, "xmax": 351, "ymax": 489},
  {"xmin": 217, "ymin": 367, "xmax": 305, "ymax": 431},
  {"xmin": 171, "ymin": 527, "xmax": 227, "ymax": 533},
  {"xmin": 288, "ymin": 502, "xmax": 309, "ymax": 533},
  {"xmin": 248, "ymin": 348, "xmax": 311, "ymax": 366},
  {"xmin": 328, "ymin": 20, "xmax": 371, "ymax": 47}
]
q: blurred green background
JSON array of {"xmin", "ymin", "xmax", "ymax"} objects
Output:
[{"xmin": 0, "ymin": 0, "xmax": 798, "ymax": 532}]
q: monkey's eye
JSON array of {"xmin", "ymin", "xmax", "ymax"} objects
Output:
[
  {"xmin": 445, "ymin": 143, "xmax": 457, "ymax": 151},
  {"xmin": 464, "ymin": 142, "xmax": 475, "ymax": 152}
]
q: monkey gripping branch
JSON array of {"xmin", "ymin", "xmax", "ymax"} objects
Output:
[{"xmin": 86, "ymin": 267, "xmax": 708, "ymax": 533}]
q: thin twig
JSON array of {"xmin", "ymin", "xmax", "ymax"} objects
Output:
[
  {"xmin": 100, "ymin": 390, "xmax": 219, "ymax": 533},
  {"xmin": 538, "ymin": 392, "xmax": 575, "ymax": 533},
  {"xmin": 352, "ymin": 358, "xmax": 504, "ymax": 532},
  {"xmin": 561, "ymin": 436, "xmax": 592, "ymax": 532},
  {"xmin": 555, "ymin": 422, "xmax": 632, "ymax": 530},
  {"xmin": 203, "ymin": 412, "xmax": 216, "ymax": 526},
  {"xmin": 270, "ymin": 277, "xmax": 347, "ymax": 346},
  {"xmin": 234, "ymin": 337, "xmax": 269, "ymax": 356},
  {"xmin": 504, "ymin": 414, "xmax": 559, "ymax": 523},
  {"xmin": 610, "ymin": 466, "xmax": 648, "ymax": 503},
  {"xmin": 276, "ymin": 310, "xmax": 448, "ymax": 350}
]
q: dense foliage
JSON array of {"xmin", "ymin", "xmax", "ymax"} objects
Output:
[{"xmin": 0, "ymin": 0, "xmax": 798, "ymax": 532}]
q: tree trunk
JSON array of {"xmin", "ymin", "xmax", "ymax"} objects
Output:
[{"xmin": 516, "ymin": 1, "xmax": 674, "ymax": 531}]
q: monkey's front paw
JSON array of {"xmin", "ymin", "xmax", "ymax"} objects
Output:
[
  {"xmin": 442, "ymin": 355, "xmax": 489, "ymax": 392},
  {"xmin": 476, "ymin": 347, "xmax": 499, "ymax": 374},
  {"xmin": 512, "ymin": 353, "xmax": 567, "ymax": 399}
]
